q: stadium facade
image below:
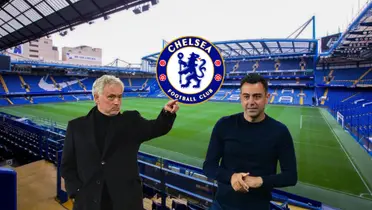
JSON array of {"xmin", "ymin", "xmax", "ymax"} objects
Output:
[
  {"xmin": 61, "ymin": 45, "xmax": 102, "ymax": 66},
  {"xmin": 4, "ymin": 37, "xmax": 103, "ymax": 66},
  {"xmin": 5, "ymin": 36, "xmax": 59, "ymax": 62}
]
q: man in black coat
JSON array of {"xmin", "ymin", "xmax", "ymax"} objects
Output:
[{"xmin": 61, "ymin": 75, "xmax": 179, "ymax": 210}]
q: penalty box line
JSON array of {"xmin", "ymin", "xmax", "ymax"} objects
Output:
[
  {"xmin": 300, "ymin": 115, "xmax": 324, "ymax": 130},
  {"xmin": 300, "ymin": 114, "xmax": 323, "ymax": 131}
]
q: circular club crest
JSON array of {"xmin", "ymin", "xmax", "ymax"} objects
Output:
[{"xmin": 156, "ymin": 36, "xmax": 225, "ymax": 104}]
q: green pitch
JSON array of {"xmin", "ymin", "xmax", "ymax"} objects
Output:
[{"xmin": 1, "ymin": 98, "xmax": 371, "ymax": 205}]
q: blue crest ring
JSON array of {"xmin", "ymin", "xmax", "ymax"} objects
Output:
[{"xmin": 156, "ymin": 36, "xmax": 225, "ymax": 104}]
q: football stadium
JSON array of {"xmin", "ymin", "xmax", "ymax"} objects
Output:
[{"xmin": 0, "ymin": 0, "xmax": 372, "ymax": 210}]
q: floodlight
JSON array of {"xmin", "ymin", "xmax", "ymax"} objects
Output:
[
  {"xmin": 151, "ymin": 0, "xmax": 158, "ymax": 5},
  {"xmin": 133, "ymin": 7, "xmax": 141, "ymax": 14},
  {"xmin": 142, "ymin": 4, "xmax": 150, "ymax": 12}
]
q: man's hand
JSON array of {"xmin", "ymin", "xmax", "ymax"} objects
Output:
[
  {"xmin": 164, "ymin": 100, "xmax": 179, "ymax": 114},
  {"xmin": 244, "ymin": 175, "xmax": 263, "ymax": 188},
  {"xmin": 230, "ymin": 173, "xmax": 249, "ymax": 192}
]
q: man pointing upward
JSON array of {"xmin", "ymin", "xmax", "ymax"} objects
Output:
[{"xmin": 62, "ymin": 75, "xmax": 179, "ymax": 210}]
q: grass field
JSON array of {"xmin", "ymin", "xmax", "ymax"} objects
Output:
[{"xmin": 1, "ymin": 98, "xmax": 372, "ymax": 206}]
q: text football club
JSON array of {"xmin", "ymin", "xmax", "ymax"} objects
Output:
[{"xmin": 156, "ymin": 36, "xmax": 225, "ymax": 104}]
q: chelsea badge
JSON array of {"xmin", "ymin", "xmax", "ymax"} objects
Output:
[{"xmin": 156, "ymin": 36, "xmax": 225, "ymax": 104}]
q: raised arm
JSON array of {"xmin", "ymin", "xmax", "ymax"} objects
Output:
[
  {"xmin": 136, "ymin": 100, "xmax": 178, "ymax": 143},
  {"xmin": 61, "ymin": 121, "xmax": 82, "ymax": 198}
]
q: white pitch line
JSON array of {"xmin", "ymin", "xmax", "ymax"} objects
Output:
[
  {"xmin": 359, "ymin": 193, "xmax": 372, "ymax": 198},
  {"xmin": 300, "ymin": 115, "xmax": 303, "ymax": 129},
  {"xmin": 320, "ymin": 109, "xmax": 372, "ymax": 195},
  {"xmin": 299, "ymin": 181, "xmax": 360, "ymax": 197},
  {"xmin": 300, "ymin": 115, "xmax": 323, "ymax": 118}
]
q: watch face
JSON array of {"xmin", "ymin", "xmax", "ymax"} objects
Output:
[{"xmin": 156, "ymin": 36, "xmax": 225, "ymax": 105}]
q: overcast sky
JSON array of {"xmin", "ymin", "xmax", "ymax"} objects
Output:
[{"xmin": 50, "ymin": 0, "xmax": 371, "ymax": 65}]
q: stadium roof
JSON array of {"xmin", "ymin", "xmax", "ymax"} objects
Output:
[
  {"xmin": 321, "ymin": 1, "xmax": 372, "ymax": 61},
  {"xmin": 0, "ymin": 0, "xmax": 155, "ymax": 51},
  {"xmin": 142, "ymin": 38, "xmax": 318, "ymax": 63},
  {"xmin": 11, "ymin": 59, "xmax": 152, "ymax": 74}
]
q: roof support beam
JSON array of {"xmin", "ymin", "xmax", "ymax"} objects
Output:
[
  {"xmin": 236, "ymin": 42, "xmax": 251, "ymax": 56},
  {"xmin": 0, "ymin": 17, "xmax": 22, "ymax": 44},
  {"xmin": 349, "ymin": 30, "xmax": 372, "ymax": 35},
  {"xmin": 23, "ymin": 0, "xmax": 57, "ymax": 30},
  {"xmin": 360, "ymin": 22, "xmax": 372, "ymax": 27},
  {"xmin": 0, "ymin": 25, "xmax": 13, "ymax": 44},
  {"xmin": 10, "ymin": 2, "xmax": 47, "ymax": 37},
  {"xmin": 90, "ymin": 0, "xmax": 107, "ymax": 17},
  {"xmin": 66, "ymin": 0, "xmax": 88, "ymax": 23},
  {"xmin": 43, "ymin": 0, "xmax": 73, "ymax": 31},
  {"xmin": 216, "ymin": 46, "xmax": 230, "ymax": 57},
  {"xmin": 247, "ymin": 42, "xmax": 260, "ymax": 55},
  {"xmin": 224, "ymin": 44, "xmax": 240, "ymax": 57},
  {"xmin": 277, "ymin": 41, "xmax": 283, "ymax": 53},
  {"xmin": 0, "ymin": 8, "xmax": 36, "ymax": 44},
  {"xmin": 260, "ymin": 41, "xmax": 271, "ymax": 55}
]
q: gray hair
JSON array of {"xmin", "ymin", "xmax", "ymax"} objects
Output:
[{"xmin": 92, "ymin": 75, "xmax": 124, "ymax": 97}]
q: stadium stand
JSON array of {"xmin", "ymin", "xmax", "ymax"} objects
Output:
[
  {"xmin": 225, "ymin": 58, "xmax": 314, "ymax": 72},
  {"xmin": 316, "ymin": 67, "xmax": 372, "ymax": 86},
  {"xmin": 0, "ymin": 72, "xmax": 154, "ymax": 106},
  {"xmin": 271, "ymin": 88, "xmax": 313, "ymax": 105},
  {"xmin": 326, "ymin": 89, "xmax": 372, "ymax": 155},
  {"xmin": 314, "ymin": 67, "xmax": 372, "ymax": 155},
  {"xmin": 212, "ymin": 87, "xmax": 314, "ymax": 105},
  {"xmin": 0, "ymin": 54, "xmax": 317, "ymax": 106},
  {"xmin": 315, "ymin": 66, "xmax": 372, "ymax": 155}
]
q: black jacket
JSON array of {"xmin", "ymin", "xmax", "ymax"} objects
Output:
[{"xmin": 61, "ymin": 106, "xmax": 176, "ymax": 210}]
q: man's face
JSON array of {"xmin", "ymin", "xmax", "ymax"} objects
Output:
[
  {"xmin": 240, "ymin": 82, "xmax": 269, "ymax": 120},
  {"xmin": 94, "ymin": 83, "xmax": 123, "ymax": 116}
]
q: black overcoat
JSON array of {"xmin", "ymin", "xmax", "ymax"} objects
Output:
[{"xmin": 61, "ymin": 106, "xmax": 176, "ymax": 210}]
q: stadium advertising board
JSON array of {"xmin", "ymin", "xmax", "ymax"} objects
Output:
[
  {"xmin": 321, "ymin": 33, "xmax": 341, "ymax": 52},
  {"xmin": 65, "ymin": 52, "xmax": 101, "ymax": 62},
  {"xmin": 6, "ymin": 45, "xmax": 23, "ymax": 55}
]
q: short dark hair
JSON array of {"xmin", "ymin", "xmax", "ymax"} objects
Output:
[{"xmin": 240, "ymin": 73, "xmax": 268, "ymax": 93}]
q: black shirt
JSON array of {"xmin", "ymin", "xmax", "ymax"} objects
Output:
[
  {"xmin": 93, "ymin": 107, "xmax": 116, "ymax": 210},
  {"xmin": 93, "ymin": 108, "xmax": 116, "ymax": 154},
  {"xmin": 203, "ymin": 112, "xmax": 297, "ymax": 209}
]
